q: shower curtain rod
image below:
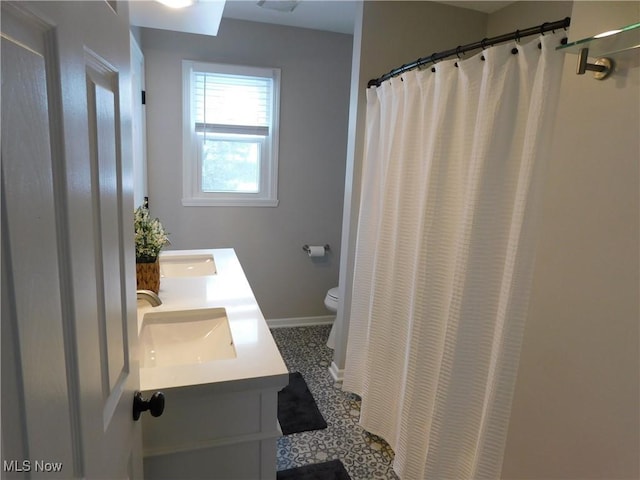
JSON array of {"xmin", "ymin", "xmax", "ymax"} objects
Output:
[{"xmin": 368, "ymin": 17, "xmax": 571, "ymax": 88}]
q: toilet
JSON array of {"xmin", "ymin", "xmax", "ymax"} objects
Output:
[
  {"xmin": 324, "ymin": 287, "xmax": 339, "ymax": 313},
  {"xmin": 324, "ymin": 287, "xmax": 339, "ymax": 349}
]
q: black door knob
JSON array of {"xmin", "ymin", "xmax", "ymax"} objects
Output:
[{"xmin": 133, "ymin": 391, "xmax": 165, "ymax": 421}]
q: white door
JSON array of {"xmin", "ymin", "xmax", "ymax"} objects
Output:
[{"xmin": 2, "ymin": 1, "xmax": 143, "ymax": 478}]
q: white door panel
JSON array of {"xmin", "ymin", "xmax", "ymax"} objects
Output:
[
  {"xmin": 2, "ymin": 1, "xmax": 142, "ymax": 478},
  {"xmin": 1, "ymin": 5, "xmax": 77, "ymax": 474}
]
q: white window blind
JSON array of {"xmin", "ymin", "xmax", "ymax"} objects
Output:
[{"xmin": 194, "ymin": 73, "xmax": 271, "ymax": 135}]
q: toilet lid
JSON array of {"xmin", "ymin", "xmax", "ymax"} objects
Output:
[{"xmin": 327, "ymin": 287, "xmax": 339, "ymax": 300}]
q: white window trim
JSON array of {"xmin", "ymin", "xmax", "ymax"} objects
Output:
[{"xmin": 182, "ymin": 61, "xmax": 280, "ymax": 207}]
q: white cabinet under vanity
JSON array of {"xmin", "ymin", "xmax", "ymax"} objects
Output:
[{"xmin": 137, "ymin": 249, "xmax": 288, "ymax": 480}]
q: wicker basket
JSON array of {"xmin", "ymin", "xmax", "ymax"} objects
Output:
[{"xmin": 136, "ymin": 259, "xmax": 160, "ymax": 294}]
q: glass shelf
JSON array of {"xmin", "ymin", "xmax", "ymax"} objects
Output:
[{"xmin": 557, "ymin": 21, "xmax": 640, "ymax": 57}]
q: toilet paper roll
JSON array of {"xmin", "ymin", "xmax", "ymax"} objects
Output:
[{"xmin": 307, "ymin": 245, "xmax": 326, "ymax": 257}]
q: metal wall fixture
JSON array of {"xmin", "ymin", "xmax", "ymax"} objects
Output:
[
  {"xmin": 302, "ymin": 244, "xmax": 330, "ymax": 253},
  {"xmin": 557, "ymin": 22, "xmax": 640, "ymax": 81},
  {"xmin": 576, "ymin": 49, "xmax": 613, "ymax": 80}
]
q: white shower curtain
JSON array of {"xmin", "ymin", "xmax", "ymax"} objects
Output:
[{"xmin": 343, "ymin": 32, "xmax": 565, "ymax": 479}]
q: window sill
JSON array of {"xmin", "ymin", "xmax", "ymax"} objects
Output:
[{"xmin": 182, "ymin": 197, "xmax": 279, "ymax": 207}]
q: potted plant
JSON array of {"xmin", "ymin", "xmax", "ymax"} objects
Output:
[{"xmin": 134, "ymin": 205, "xmax": 169, "ymax": 293}]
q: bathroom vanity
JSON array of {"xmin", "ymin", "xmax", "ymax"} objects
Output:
[{"xmin": 137, "ymin": 249, "xmax": 288, "ymax": 479}]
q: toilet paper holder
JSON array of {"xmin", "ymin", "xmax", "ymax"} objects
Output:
[{"xmin": 302, "ymin": 244, "xmax": 330, "ymax": 254}]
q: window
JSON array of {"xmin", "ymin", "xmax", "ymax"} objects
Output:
[{"xmin": 182, "ymin": 61, "xmax": 280, "ymax": 206}]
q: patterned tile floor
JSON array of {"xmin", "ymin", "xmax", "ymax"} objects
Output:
[{"xmin": 271, "ymin": 325, "xmax": 400, "ymax": 480}]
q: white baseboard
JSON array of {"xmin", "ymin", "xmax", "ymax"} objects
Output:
[
  {"xmin": 267, "ymin": 315, "xmax": 335, "ymax": 329},
  {"xmin": 328, "ymin": 361, "xmax": 344, "ymax": 383}
]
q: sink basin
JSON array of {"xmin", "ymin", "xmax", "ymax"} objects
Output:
[
  {"xmin": 140, "ymin": 308, "xmax": 236, "ymax": 368},
  {"xmin": 160, "ymin": 253, "xmax": 216, "ymax": 277}
]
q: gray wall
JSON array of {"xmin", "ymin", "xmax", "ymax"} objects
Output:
[
  {"xmin": 501, "ymin": 2, "xmax": 639, "ymax": 478},
  {"xmin": 487, "ymin": 1, "xmax": 572, "ymax": 36},
  {"xmin": 141, "ymin": 19, "xmax": 352, "ymax": 320}
]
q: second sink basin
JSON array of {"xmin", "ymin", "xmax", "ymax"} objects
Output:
[
  {"xmin": 140, "ymin": 307, "xmax": 236, "ymax": 368},
  {"xmin": 160, "ymin": 253, "xmax": 216, "ymax": 277}
]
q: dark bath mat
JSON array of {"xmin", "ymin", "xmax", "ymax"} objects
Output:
[
  {"xmin": 277, "ymin": 459, "xmax": 351, "ymax": 480},
  {"xmin": 278, "ymin": 372, "xmax": 327, "ymax": 435}
]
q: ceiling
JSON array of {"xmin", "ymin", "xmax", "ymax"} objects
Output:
[
  {"xmin": 130, "ymin": 0, "xmax": 226, "ymax": 36},
  {"xmin": 130, "ymin": 1, "xmax": 515, "ymax": 37},
  {"xmin": 222, "ymin": 1, "xmax": 358, "ymax": 35},
  {"xmin": 222, "ymin": 1, "xmax": 514, "ymax": 35},
  {"xmin": 436, "ymin": 1, "xmax": 514, "ymax": 14}
]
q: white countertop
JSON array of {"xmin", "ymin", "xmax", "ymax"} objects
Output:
[{"xmin": 138, "ymin": 248, "xmax": 288, "ymax": 392}]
